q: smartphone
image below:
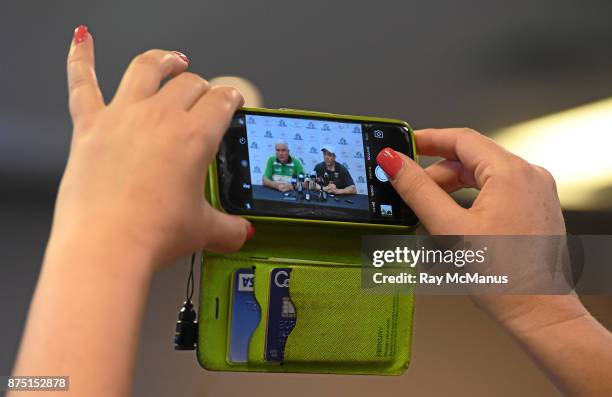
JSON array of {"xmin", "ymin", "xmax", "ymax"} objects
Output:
[{"xmin": 213, "ymin": 107, "xmax": 418, "ymax": 227}]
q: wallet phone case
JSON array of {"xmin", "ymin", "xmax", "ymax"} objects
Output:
[
  {"xmin": 196, "ymin": 224, "xmax": 416, "ymax": 375},
  {"xmin": 196, "ymin": 107, "xmax": 417, "ymax": 375}
]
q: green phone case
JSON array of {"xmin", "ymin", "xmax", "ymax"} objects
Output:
[{"xmin": 197, "ymin": 107, "xmax": 417, "ymax": 375}]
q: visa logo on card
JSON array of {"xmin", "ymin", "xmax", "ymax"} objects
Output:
[{"xmin": 238, "ymin": 273, "xmax": 254, "ymax": 292}]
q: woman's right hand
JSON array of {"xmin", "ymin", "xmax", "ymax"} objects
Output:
[{"xmin": 375, "ymin": 128, "xmax": 584, "ymax": 329}]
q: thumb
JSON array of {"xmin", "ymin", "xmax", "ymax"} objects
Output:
[
  {"xmin": 202, "ymin": 206, "xmax": 255, "ymax": 253},
  {"xmin": 376, "ymin": 147, "xmax": 466, "ymax": 233}
]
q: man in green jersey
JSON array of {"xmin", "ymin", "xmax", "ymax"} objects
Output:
[{"xmin": 262, "ymin": 140, "xmax": 305, "ymax": 192}]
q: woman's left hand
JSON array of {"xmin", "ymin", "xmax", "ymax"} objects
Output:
[{"xmin": 51, "ymin": 26, "xmax": 253, "ymax": 270}]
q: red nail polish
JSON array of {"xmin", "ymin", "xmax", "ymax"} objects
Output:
[
  {"xmin": 376, "ymin": 148, "xmax": 404, "ymax": 179},
  {"xmin": 73, "ymin": 25, "xmax": 89, "ymax": 44},
  {"xmin": 172, "ymin": 51, "xmax": 190, "ymax": 65},
  {"xmin": 245, "ymin": 225, "xmax": 256, "ymax": 241}
]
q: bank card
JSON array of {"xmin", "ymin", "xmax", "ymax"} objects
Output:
[
  {"xmin": 265, "ymin": 268, "xmax": 296, "ymax": 362},
  {"xmin": 228, "ymin": 268, "xmax": 260, "ymax": 363}
]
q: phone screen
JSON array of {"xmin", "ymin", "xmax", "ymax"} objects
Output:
[{"xmin": 216, "ymin": 110, "xmax": 418, "ymax": 226}]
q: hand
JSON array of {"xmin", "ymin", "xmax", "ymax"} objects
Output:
[
  {"xmin": 276, "ymin": 182, "xmax": 293, "ymax": 192},
  {"xmin": 53, "ymin": 30, "xmax": 253, "ymax": 270},
  {"xmin": 327, "ymin": 186, "xmax": 339, "ymax": 194},
  {"xmin": 323, "ymin": 183, "xmax": 338, "ymax": 194},
  {"xmin": 376, "ymin": 129, "xmax": 577, "ymax": 326}
]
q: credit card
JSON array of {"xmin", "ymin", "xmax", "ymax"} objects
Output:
[
  {"xmin": 228, "ymin": 269, "xmax": 260, "ymax": 363},
  {"xmin": 265, "ymin": 268, "xmax": 296, "ymax": 362}
]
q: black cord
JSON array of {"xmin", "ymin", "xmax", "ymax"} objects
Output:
[
  {"xmin": 175, "ymin": 252, "xmax": 198, "ymax": 350},
  {"xmin": 186, "ymin": 252, "xmax": 196, "ymax": 301}
]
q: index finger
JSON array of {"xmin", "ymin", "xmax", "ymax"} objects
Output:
[
  {"xmin": 67, "ymin": 25, "xmax": 105, "ymax": 124},
  {"xmin": 112, "ymin": 49, "xmax": 189, "ymax": 104},
  {"xmin": 414, "ymin": 128, "xmax": 514, "ymax": 188}
]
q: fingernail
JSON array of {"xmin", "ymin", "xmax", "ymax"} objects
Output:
[
  {"xmin": 172, "ymin": 51, "xmax": 190, "ymax": 65},
  {"xmin": 376, "ymin": 147, "xmax": 404, "ymax": 179},
  {"xmin": 245, "ymin": 225, "xmax": 256, "ymax": 241},
  {"xmin": 73, "ymin": 25, "xmax": 89, "ymax": 45}
]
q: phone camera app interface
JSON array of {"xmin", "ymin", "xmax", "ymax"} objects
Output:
[{"xmin": 219, "ymin": 112, "xmax": 416, "ymax": 225}]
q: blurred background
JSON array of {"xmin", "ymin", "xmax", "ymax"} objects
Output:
[{"xmin": 1, "ymin": 1, "xmax": 611, "ymax": 396}]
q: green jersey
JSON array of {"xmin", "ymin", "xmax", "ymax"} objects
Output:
[{"xmin": 263, "ymin": 156, "xmax": 305, "ymax": 183}]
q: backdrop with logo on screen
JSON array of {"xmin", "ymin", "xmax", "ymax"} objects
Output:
[{"xmin": 245, "ymin": 114, "xmax": 368, "ymax": 195}]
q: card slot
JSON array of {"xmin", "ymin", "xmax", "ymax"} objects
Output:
[
  {"xmin": 247, "ymin": 262, "xmax": 279, "ymax": 365},
  {"xmin": 284, "ymin": 265, "xmax": 408, "ymax": 365},
  {"xmin": 197, "ymin": 255, "xmax": 256, "ymax": 371},
  {"xmin": 200, "ymin": 255, "xmax": 414, "ymax": 375}
]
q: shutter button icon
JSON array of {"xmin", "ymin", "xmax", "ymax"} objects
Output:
[{"xmin": 375, "ymin": 165, "xmax": 389, "ymax": 182}]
